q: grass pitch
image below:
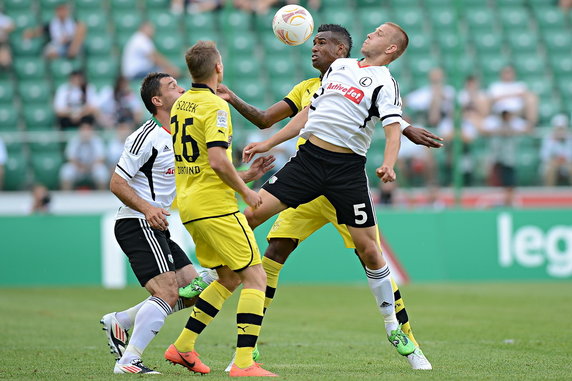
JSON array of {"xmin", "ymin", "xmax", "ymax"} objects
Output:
[{"xmin": 1, "ymin": 283, "xmax": 571, "ymax": 380}]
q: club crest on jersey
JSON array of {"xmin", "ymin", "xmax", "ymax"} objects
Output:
[
  {"xmin": 326, "ymin": 82, "xmax": 364, "ymax": 104},
  {"xmin": 359, "ymin": 77, "xmax": 372, "ymax": 87}
]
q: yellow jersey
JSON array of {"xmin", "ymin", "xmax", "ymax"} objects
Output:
[
  {"xmin": 171, "ymin": 83, "xmax": 238, "ymax": 223},
  {"xmin": 283, "ymin": 77, "xmax": 321, "ymax": 147}
]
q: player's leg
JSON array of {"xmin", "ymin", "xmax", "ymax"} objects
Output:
[
  {"xmin": 244, "ymin": 189, "xmax": 288, "ymax": 229},
  {"xmin": 111, "ymin": 219, "xmax": 181, "ymax": 374}
]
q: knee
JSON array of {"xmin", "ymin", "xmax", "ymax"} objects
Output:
[
  {"xmin": 265, "ymin": 238, "xmax": 296, "ymax": 264},
  {"xmin": 154, "ymin": 287, "xmax": 179, "ymax": 308},
  {"xmin": 217, "ymin": 277, "xmax": 240, "ymax": 293},
  {"xmin": 244, "ymin": 207, "xmax": 260, "ymax": 229}
]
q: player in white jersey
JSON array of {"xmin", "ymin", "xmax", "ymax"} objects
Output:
[
  {"xmin": 101, "ymin": 73, "xmax": 214, "ymax": 374},
  {"xmin": 242, "ymin": 22, "xmax": 419, "ymax": 360}
]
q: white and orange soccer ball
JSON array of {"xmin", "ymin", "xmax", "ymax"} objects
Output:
[{"xmin": 272, "ymin": 5, "xmax": 314, "ymax": 46}]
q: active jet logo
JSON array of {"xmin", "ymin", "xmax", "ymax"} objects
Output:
[
  {"xmin": 165, "ymin": 168, "xmax": 174, "ymax": 175},
  {"xmin": 326, "ymin": 82, "xmax": 364, "ymax": 104}
]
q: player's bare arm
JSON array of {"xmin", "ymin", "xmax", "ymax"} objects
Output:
[
  {"xmin": 239, "ymin": 155, "xmax": 276, "ymax": 183},
  {"xmin": 403, "ymin": 125, "xmax": 444, "ymax": 148},
  {"xmin": 208, "ymin": 146, "xmax": 262, "ymax": 208},
  {"xmin": 109, "ymin": 172, "xmax": 170, "ymax": 230},
  {"xmin": 216, "ymin": 84, "xmax": 293, "ymax": 129},
  {"xmin": 376, "ymin": 122, "xmax": 401, "ymax": 183},
  {"xmin": 243, "ymin": 106, "xmax": 309, "ymax": 162}
]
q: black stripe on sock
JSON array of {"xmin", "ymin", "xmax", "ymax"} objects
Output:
[
  {"xmin": 150, "ymin": 296, "xmax": 172, "ymax": 315},
  {"xmin": 237, "ymin": 334, "xmax": 258, "ymax": 348},
  {"xmin": 195, "ymin": 298, "xmax": 219, "ymax": 318},
  {"xmin": 394, "ymin": 289, "xmax": 402, "ymax": 300},
  {"xmin": 396, "ymin": 308, "xmax": 409, "ymax": 325},
  {"xmin": 185, "ymin": 317, "xmax": 206, "ymax": 334},
  {"xmin": 265, "ymin": 286, "xmax": 276, "ymax": 299},
  {"xmin": 237, "ymin": 313, "xmax": 263, "ymax": 326}
]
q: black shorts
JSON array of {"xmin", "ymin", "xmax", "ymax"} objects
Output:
[
  {"xmin": 114, "ymin": 218, "xmax": 192, "ymax": 286},
  {"xmin": 262, "ymin": 141, "xmax": 376, "ymax": 228}
]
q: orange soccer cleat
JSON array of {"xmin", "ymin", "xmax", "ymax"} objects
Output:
[
  {"xmin": 164, "ymin": 344, "xmax": 210, "ymax": 374},
  {"xmin": 229, "ymin": 363, "xmax": 278, "ymax": 377}
]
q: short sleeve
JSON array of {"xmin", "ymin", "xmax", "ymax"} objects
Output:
[
  {"xmin": 115, "ymin": 133, "xmax": 153, "ymax": 180},
  {"xmin": 283, "ymin": 81, "xmax": 307, "ymax": 116},
  {"xmin": 204, "ymin": 102, "xmax": 231, "ymax": 149},
  {"xmin": 377, "ymin": 76, "xmax": 403, "ymax": 127}
]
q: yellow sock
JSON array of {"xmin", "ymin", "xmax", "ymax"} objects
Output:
[
  {"xmin": 262, "ymin": 256, "xmax": 283, "ymax": 311},
  {"xmin": 235, "ymin": 288, "xmax": 265, "ymax": 368},
  {"xmin": 391, "ymin": 277, "xmax": 419, "ymax": 348},
  {"xmin": 174, "ymin": 281, "xmax": 232, "ymax": 352}
]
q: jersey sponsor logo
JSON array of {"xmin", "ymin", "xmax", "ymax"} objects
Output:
[
  {"xmin": 216, "ymin": 110, "xmax": 228, "ymax": 128},
  {"xmin": 177, "ymin": 165, "xmax": 201, "ymax": 175},
  {"xmin": 165, "ymin": 168, "xmax": 174, "ymax": 175},
  {"xmin": 359, "ymin": 77, "xmax": 372, "ymax": 87},
  {"xmin": 325, "ymin": 82, "xmax": 364, "ymax": 104}
]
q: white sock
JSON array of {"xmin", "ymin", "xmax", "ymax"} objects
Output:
[
  {"xmin": 365, "ymin": 265, "xmax": 398, "ymax": 336},
  {"xmin": 119, "ymin": 296, "xmax": 172, "ymax": 364},
  {"xmin": 200, "ymin": 269, "xmax": 217, "ymax": 284},
  {"xmin": 172, "ymin": 297, "xmax": 189, "ymax": 313},
  {"xmin": 115, "ymin": 297, "xmax": 150, "ymax": 330}
]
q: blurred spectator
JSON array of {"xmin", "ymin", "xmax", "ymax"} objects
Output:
[
  {"xmin": 234, "ymin": 0, "xmax": 320, "ymax": 13},
  {"xmin": 30, "ymin": 184, "xmax": 51, "ymax": 214},
  {"xmin": 170, "ymin": 0, "xmax": 223, "ymax": 14},
  {"xmin": 0, "ymin": 9, "xmax": 14, "ymax": 70},
  {"xmin": 488, "ymin": 66, "xmax": 538, "ymax": 129},
  {"xmin": 481, "ymin": 110, "xmax": 532, "ymax": 207},
  {"xmin": 121, "ymin": 21, "xmax": 180, "ymax": 80},
  {"xmin": 560, "ymin": 0, "xmax": 572, "ymax": 11},
  {"xmin": 97, "ymin": 76, "xmax": 143, "ymax": 129},
  {"xmin": 540, "ymin": 114, "xmax": 572, "ymax": 186},
  {"xmin": 23, "ymin": 2, "xmax": 86, "ymax": 60},
  {"xmin": 60, "ymin": 123, "xmax": 108, "ymax": 190},
  {"xmin": 0, "ymin": 137, "xmax": 6, "ymax": 190},
  {"xmin": 458, "ymin": 75, "xmax": 489, "ymax": 126},
  {"xmin": 54, "ymin": 70, "xmax": 98, "ymax": 130},
  {"xmin": 107, "ymin": 123, "xmax": 133, "ymax": 170}
]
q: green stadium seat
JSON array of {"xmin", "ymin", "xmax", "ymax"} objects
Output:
[
  {"xmin": 13, "ymin": 57, "xmax": 47, "ymax": 79},
  {"xmin": 146, "ymin": 0, "xmax": 170, "ymax": 9},
  {"xmin": 186, "ymin": 11, "xmax": 217, "ymax": 32},
  {"xmin": 543, "ymin": 30, "xmax": 572, "ymax": 53},
  {"xmin": 557, "ymin": 76, "xmax": 572, "ymax": 99},
  {"xmin": 435, "ymin": 32, "xmax": 468, "ymax": 52},
  {"xmin": 226, "ymin": 32, "xmax": 257, "ymax": 56},
  {"xmin": 10, "ymin": 34, "xmax": 44, "ymax": 57},
  {"xmin": 472, "ymin": 31, "xmax": 502, "ymax": 52},
  {"xmin": 496, "ymin": 0, "xmax": 526, "ymax": 5},
  {"xmin": 356, "ymin": 0, "xmax": 384, "ymax": 6},
  {"xmin": 0, "ymin": 80, "xmax": 15, "ymax": 104},
  {"xmin": 408, "ymin": 34, "xmax": 432, "ymax": 55},
  {"xmin": 226, "ymin": 55, "xmax": 263, "ymax": 80},
  {"xmin": 465, "ymin": 7, "xmax": 496, "ymax": 31},
  {"xmin": 479, "ymin": 52, "xmax": 510, "ymax": 80},
  {"xmin": 3, "ymin": 148, "xmax": 29, "ymax": 190},
  {"xmin": 253, "ymin": 11, "xmax": 274, "ymax": 32},
  {"xmin": 357, "ymin": 7, "xmax": 392, "ymax": 32},
  {"xmin": 75, "ymin": 0, "xmax": 103, "ymax": 8},
  {"xmin": 424, "ymin": 0, "xmax": 454, "ymax": 7},
  {"xmin": 266, "ymin": 56, "xmax": 296, "ymax": 79},
  {"xmin": 261, "ymin": 33, "xmax": 292, "ymax": 56},
  {"xmin": 0, "ymin": 103, "xmax": 19, "ymax": 127},
  {"xmin": 17, "ymin": 80, "xmax": 51, "ymax": 104},
  {"xmin": 269, "ymin": 78, "xmax": 296, "ymax": 102},
  {"xmin": 31, "ymin": 150, "xmax": 64, "ymax": 190},
  {"xmin": 429, "ymin": 8, "xmax": 457, "ymax": 30},
  {"xmin": 148, "ymin": 10, "xmax": 181, "ymax": 30},
  {"xmin": 498, "ymin": 7, "xmax": 530, "ymax": 30},
  {"xmin": 6, "ymin": 9, "xmax": 38, "ymax": 31},
  {"xmin": 219, "ymin": 9, "xmax": 251, "ymax": 36},
  {"xmin": 533, "ymin": 7, "xmax": 567, "ymax": 28},
  {"xmin": 85, "ymin": 34, "xmax": 113, "ymax": 56},
  {"xmin": 4, "ymin": 0, "xmax": 33, "ymax": 9},
  {"xmin": 77, "ymin": 10, "xmax": 108, "ymax": 33},
  {"xmin": 227, "ymin": 79, "xmax": 266, "ymax": 108},
  {"xmin": 550, "ymin": 55, "xmax": 572, "ymax": 75},
  {"xmin": 408, "ymin": 56, "xmax": 440, "ymax": 83},
  {"xmin": 538, "ymin": 96, "xmax": 563, "ymax": 125},
  {"xmin": 111, "ymin": 0, "xmax": 139, "ymax": 10},
  {"xmin": 511, "ymin": 54, "xmax": 545, "ymax": 77},
  {"xmin": 185, "ymin": 29, "xmax": 219, "ymax": 46},
  {"xmin": 525, "ymin": 76, "xmax": 553, "ymax": 100},
  {"xmin": 23, "ymin": 105, "xmax": 55, "ymax": 129},
  {"xmin": 29, "ymin": 134, "xmax": 62, "ymax": 153},
  {"xmin": 112, "ymin": 11, "xmax": 142, "ymax": 34},
  {"xmin": 392, "ymin": 8, "xmax": 426, "ymax": 32},
  {"xmin": 155, "ymin": 32, "xmax": 185, "ymax": 55},
  {"xmin": 388, "ymin": 0, "xmax": 421, "ymax": 7},
  {"xmin": 506, "ymin": 31, "xmax": 538, "ymax": 54},
  {"xmin": 49, "ymin": 58, "xmax": 82, "ymax": 82},
  {"xmin": 321, "ymin": 9, "xmax": 355, "ymax": 28},
  {"xmin": 442, "ymin": 54, "xmax": 476, "ymax": 86}
]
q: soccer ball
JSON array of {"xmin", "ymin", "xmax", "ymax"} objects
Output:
[{"xmin": 272, "ymin": 5, "xmax": 314, "ymax": 46}]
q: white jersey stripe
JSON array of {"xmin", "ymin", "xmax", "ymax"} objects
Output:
[{"xmin": 138, "ymin": 219, "xmax": 169, "ymax": 273}]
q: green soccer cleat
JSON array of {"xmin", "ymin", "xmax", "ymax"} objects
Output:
[
  {"xmin": 388, "ymin": 324, "xmax": 416, "ymax": 356},
  {"xmin": 179, "ymin": 275, "xmax": 209, "ymax": 299}
]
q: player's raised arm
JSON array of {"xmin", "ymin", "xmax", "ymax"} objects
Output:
[
  {"xmin": 403, "ymin": 125, "xmax": 444, "ymax": 148},
  {"xmin": 243, "ymin": 107, "xmax": 309, "ymax": 162},
  {"xmin": 217, "ymin": 83, "xmax": 293, "ymax": 129},
  {"xmin": 239, "ymin": 155, "xmax": 276, "ymax": 183}
]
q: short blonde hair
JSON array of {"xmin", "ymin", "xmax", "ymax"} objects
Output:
[
  {"xmin": 185, "ymin": 40, "xmax": 220, "ymax": 82},
  {"xmin": 386, "ymin": 22, "xmax": 409, "ymax": 60}
]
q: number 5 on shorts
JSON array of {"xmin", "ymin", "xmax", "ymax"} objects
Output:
[{"xmin": 353, "ymin": 203, "xmax": 367, "ymax": 225}]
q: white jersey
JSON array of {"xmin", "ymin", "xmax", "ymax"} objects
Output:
[
  {"xmin": 300, "ymin": 58, "xmax": 403, "ymax": 156},
  {"xmin": 114, "ymin": 117, "xmax": 176, "ymax": 220}
]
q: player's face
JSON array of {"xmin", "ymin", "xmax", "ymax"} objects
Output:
[
  {"xmin": 361, "ymin": 23, "xmax": 397, "ymax": 58},
  {"xmin": 311, "ymin": 31, "xmax": 345, "ymax": 73},
  {"xmin": 159, "ymin": 77, "xmax": 185, "ymax": 111}
]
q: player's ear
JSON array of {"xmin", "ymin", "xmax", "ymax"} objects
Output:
[
  {"xmin": 215, "ymin": 62, "xmax": 223, "ymax": 74},
  {"xmin": 151, "ymin": 95, "xmax": 162, "ymax": 109},
  {"xmin": 385, "ymin": 44, "xmax": 398, "ymax": 55}
]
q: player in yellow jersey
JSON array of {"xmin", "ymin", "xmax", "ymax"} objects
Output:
[
  {"xmin": 164, "ymin": 41, "xmax": 277, "ymax": 377},
  {"xmin": 216, "ymin": 24, "xmax": 442, "ymax": 370}
]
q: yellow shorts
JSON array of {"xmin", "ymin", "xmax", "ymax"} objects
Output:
[{"xmin": 185, "ymin": 212, "xmax": 261, "ymax": 271}]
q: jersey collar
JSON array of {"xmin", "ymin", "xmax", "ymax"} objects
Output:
[
  {"xmin": 151, "ymin": 116, "xmax": 170, "ymax": 134},
  {"xmin": 191, "ymin": 83, "xmax": 215, "ymax": 94},
  {"xmin": 357, "ymin": 58, "xmax": 373, "ymax": 68}
]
